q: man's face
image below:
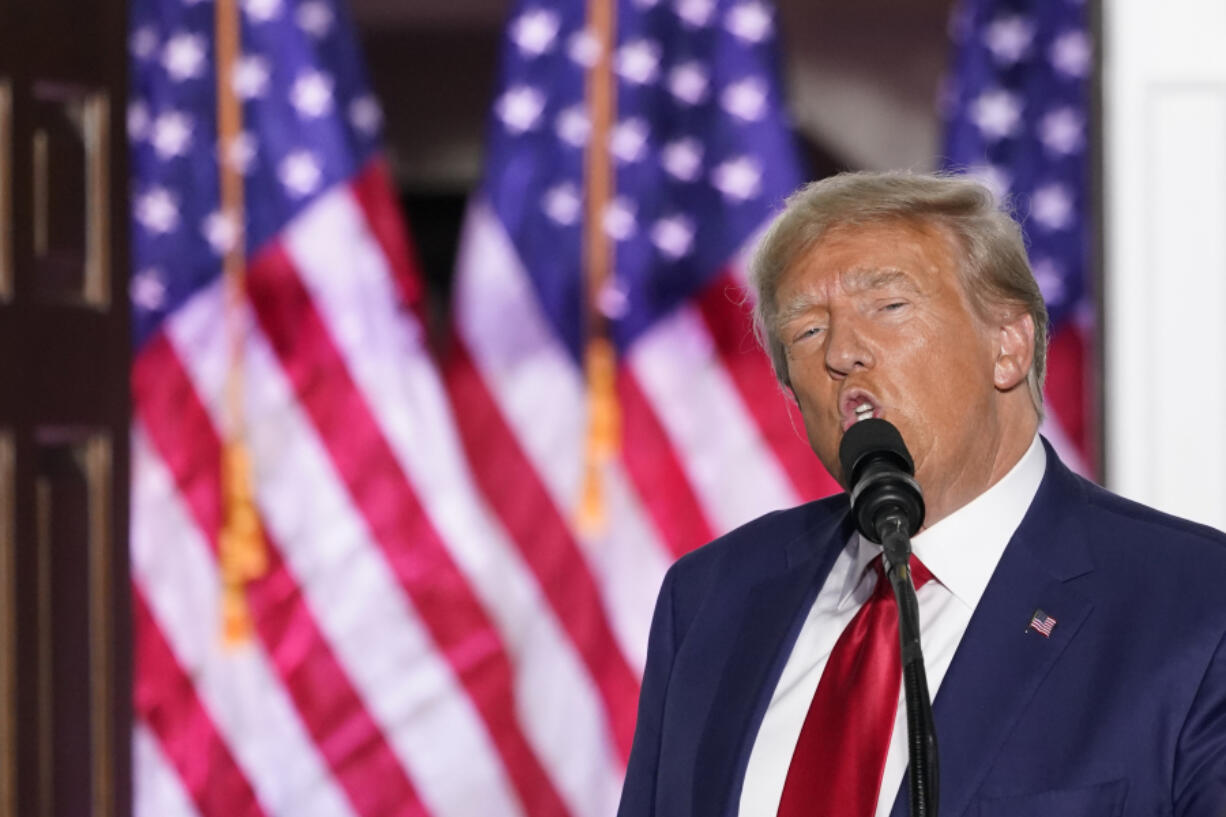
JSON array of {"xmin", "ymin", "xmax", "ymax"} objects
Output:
[{"xmin": 774, "ymin": 220, "xmax": 1035, "ymax": 527}]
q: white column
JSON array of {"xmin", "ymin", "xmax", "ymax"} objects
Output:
[{"xmin": 1104, "ymin": 1, "xmax": 1226, "ymax": 530}]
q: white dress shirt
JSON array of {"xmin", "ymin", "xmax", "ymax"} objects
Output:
[{"xmin": 738, "ymin": 434, "xmax": 1047, "ymax": 817}]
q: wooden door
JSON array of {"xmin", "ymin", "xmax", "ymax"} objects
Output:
[{"xmin": 0, "ymin": 0, "xmax": 132, "ymax": 815}]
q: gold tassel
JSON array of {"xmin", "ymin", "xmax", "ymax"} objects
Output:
[
  {"xmin": 219, "ymin": 440, "xmax": 266, "ymax": 645},
  {"xmin": 576, "ymin": 0, "xmax": 618, "ymax": 536},
  {"xmin": 577, "ymin": 336, "xmax": 621, "ymax": 535},
  {"xmin": 214, "ymin": 0, "xmax": 263, "ymax": 646}
]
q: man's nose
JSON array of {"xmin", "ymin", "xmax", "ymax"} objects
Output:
[{"xmin": 824, "ymin": 319, "xmax": 874, "ymax": 376}]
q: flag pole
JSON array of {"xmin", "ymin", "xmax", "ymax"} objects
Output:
[
  {"xmin": 216, "ymin": 0, "xmax": 266, "ymax": 645},
  {"xmin": 577, "ymin": 0, "xmax": 620, "ymax": 536}
]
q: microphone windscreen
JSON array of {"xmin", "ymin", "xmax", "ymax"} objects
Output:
[{"xmin": 838, "ymin": 417, "xmax": 915, "ymax": 480}]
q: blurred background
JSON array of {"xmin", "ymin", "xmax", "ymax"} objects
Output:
[
  {"xmin": 382, "ymin": 0, "xmax": 955, "ymax": 290},
  {"xmin": 1, "ymin": 0, "xmax": 1225, "ymax": 815}
]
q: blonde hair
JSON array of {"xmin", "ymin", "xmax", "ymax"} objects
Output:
[{"xmin": 750, "ymin": 170, "xmax": 1048, "ymax": 415}]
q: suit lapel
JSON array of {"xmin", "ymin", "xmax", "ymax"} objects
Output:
[
  {"xmin": 692, "ymin": 505, "xmax": 853, "ymax": 817},
  {"xmin": 889, "ymin": 442, "xmax": 1095, "ymax": 817}
]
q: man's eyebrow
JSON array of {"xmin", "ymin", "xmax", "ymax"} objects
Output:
[
  {"xmin": 773, "ymin": 267, "xmax": 922, "ymax": 327},
  {"xmin": 774, "ymin": 295, "xmax": 824, "ymax": 327},
  {"xmin": 841, "ymin": 267, "xmax": 922, "ymax": 293}
]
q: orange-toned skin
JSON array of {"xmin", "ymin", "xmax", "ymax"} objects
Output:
[{"xmin": 775, "ymin": 220, "xmax": 1039, "ymax": 530}]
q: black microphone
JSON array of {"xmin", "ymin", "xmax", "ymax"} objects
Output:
[
  {"xmin": 838, "ymin": 417, "xmax": 925, "ymax": 546},
  {"xmin": 838, "ymin": 417, "xmax": 939, "ymax": 817}
]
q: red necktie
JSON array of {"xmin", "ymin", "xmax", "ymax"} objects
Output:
[{"xmin": 776, "ymin": 555, "xmax": 933, "ymax": 817}]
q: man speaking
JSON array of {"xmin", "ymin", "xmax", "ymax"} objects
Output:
[{"xmin": 616, "ymin": 172, "xmax": 1226, "ymax": 816}]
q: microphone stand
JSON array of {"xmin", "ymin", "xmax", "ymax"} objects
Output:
[
  {"xmin": 840, "ymin": 417, "xmax": 938, "ymax": 817},
  {"xmin": 877, "ymin": 514, "xmax": 939, "ymax": 817}
]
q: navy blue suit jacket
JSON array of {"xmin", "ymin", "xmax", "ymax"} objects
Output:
[{"xmin": 617, "ymin": 442, "xmax": 1226, "ymax": 816}]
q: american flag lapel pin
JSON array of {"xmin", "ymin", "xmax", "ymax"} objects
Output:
[{"xmin": 1027, "ymin": 608, "xmax": 1057, "ymax": 638}]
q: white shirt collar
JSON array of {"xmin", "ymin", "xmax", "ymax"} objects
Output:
[{"xmin": 840, "ymin": 434, "xmax": 1047, "ymax": 610}]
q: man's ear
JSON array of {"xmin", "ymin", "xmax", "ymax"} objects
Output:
[{"xmin": 994, "ymin": 311, "xmax": 1034, "ymax": 391}]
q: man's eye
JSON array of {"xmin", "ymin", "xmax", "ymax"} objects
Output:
[{"xmin": 882, "ymin": 301, "xmax": 907, "ymax": 312}]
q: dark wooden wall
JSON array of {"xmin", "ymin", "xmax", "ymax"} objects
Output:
[{"xmin": 0, "ymin": 0, "xmax": 132, "ymax": 815}]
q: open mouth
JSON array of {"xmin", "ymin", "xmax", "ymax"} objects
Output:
[{"xmin": 840, "ymin": 389, "xmax": 881, "ymax": 431}]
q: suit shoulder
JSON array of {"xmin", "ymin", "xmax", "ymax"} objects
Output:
[
  {"xmin": 1080, "ymin": 476, "xmax": 1226, "ymax": 559},
  {"xmin": 1072, "ymin": 475, "xmax": 1226, "ymax": 627},
  {"xmin": 665, "ymin": 494, "xmax": 846, "ymax": 592},
  {"xmin": 654, "ymin": 494, "xmax": 846, "ymax": 640}
]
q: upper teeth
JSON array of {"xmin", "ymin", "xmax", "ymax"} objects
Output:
[{"xmin": 854, "ymin": 402, "xmax": 873, "ymax": 420}]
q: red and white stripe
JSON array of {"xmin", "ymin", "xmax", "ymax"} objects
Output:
[
  {"xmin": 159, "ymin": 284, "xmax": 529, "ymax": 817},
  {"xmin": 132, "ymin": 426, "xmax": 356, "ymax": 817},
  {"xmin": 1042, "ymin": 322, "xmax": 1094, "ymax": 476},
  {"xmin": 133, "ymin": 162, "xmax": 839, "ymax": 817},
  {"xmin": 626, "ymin": 304, "xmax": 799, "ymax": 533},
  {"xmin": 133, "ymin": 721, "xmax": 202, "ymax": 817}
]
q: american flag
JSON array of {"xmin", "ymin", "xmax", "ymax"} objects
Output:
[
  {"xmin": 1028, "ymin": 608, "xmax": 1058, "ymax": 637},
  {"xmin": 128, "ymin": 0, "xmax": 833, "ymax": 815},
  {"xmin": 443, "ymin": 0, "xmax": 840, "ymax": 811},
  {"xmin": 941, "ymin": 0, "xmax": 1095, "ymax": 472}
]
